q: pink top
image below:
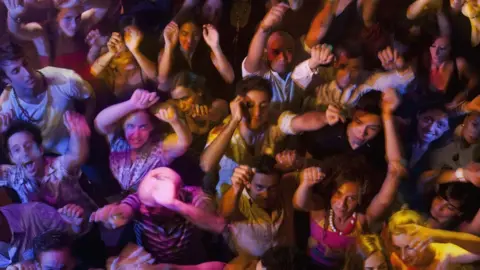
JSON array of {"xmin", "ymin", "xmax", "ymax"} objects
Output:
[{"xmin": 309, "ymin": 218, "xmax": 358, "ymax": 268}]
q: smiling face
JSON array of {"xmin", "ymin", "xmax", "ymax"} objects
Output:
[
  {"xmin": 8, "ymin": 131, "xmax": 44, "ymax": 178},
  {"xmin": 462, "ymin": 114, "xmax": 480, "ymax": 144},
  {"xmin": 364, "ymin": 251, "xmax": 388, "ymax": 270},
  {"xmin": 122, "ymin": 111, "xmax": 153, "ymax": 150},
  {"xmin": 330, "ymin": 181, "xmax": 360, "ymax": 219},
  {"xmin": 416, "ymin": 109, "xmax": 449, "ymax": 144},
  {"xmin": 57, "ymin": 7, "xmax": 82, "ymax": 37}
]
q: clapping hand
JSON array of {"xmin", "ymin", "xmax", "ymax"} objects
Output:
[
  {"xmin": 155, "ymin": 105, "xmax": 179, "ymax": 124},
  {"xmin": 231, "ymin": 165, "xmax": 255, "ymax": 193},
  {"xmin": 163, "ymin": 21, "xmax": 179, "ymax": 50},
  {"xmin": 378, "ymin": 47, "xmax": 406, "ymax": 71},
  {"xmin": 308, "ymin": 44, "xmax": 334, "ymax": 70},
  {"xmin": 202, "ymin": 24, "xmax": 220, "ymax": 50},
  {"xmin": 107, "ymin": 32, "xmax": 126, "ymax": 55},
  {"xmin": 124, "ymin": 25, "xmax": 144, "ymax": 52}
]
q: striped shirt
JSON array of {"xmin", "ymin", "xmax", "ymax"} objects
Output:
[{"xmin": 121, "ymin": 186, "xmax": 213, "ymax": 264}]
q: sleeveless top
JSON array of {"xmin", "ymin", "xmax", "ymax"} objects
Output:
[{"xmin": 309, "ymin": 216, "xmax": 362, "ymax": 268}]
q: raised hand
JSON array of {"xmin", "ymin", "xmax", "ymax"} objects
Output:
[
  {"xmin": 231, "ymin": 165, "xmax": 255, "ymax": 193},
  {"xmin": 260, "ymin": 3, "xmax": 289, "ymax": 31},
  {"xmin": 396, "ymin": 224, "xmax": 434, "ymax": 253},
  {"xmin": 230, "ymin": 96, "xmax": 245, "ymax": 123},
  {"xmin": 202, "ymin": 24, "xmax": 220, "ymax": 49},
  {"xmin": 107, "ymin": 32, "xmax": 124, "ymax": 55},
  {"xmin": 124, "ymin": 25, "xmax": 144, "ymax": 52},
  {"xmin": 89, "ymin": 203, "xmax": 132, "ymax": 229},
  {"xmin": 275, "ymin": 150, "xmax": 298, "ymax": 172},
  {"xmin": 378, "ymin": 47, "xmax": 406, "ymax": 71},
  {"xmin": 202, "ymin": 0, "xmax": 222, "ymax": 24},
  {"xmin": 109, "ymin": 244, "xmax": 155, "ymax": 270},
  {"xmin": 64, "ymin": 111, "xmax": 91, "ymax": 137},
  {"xmin": 308, "ymin": 44, "xmax": 334, "ymax": 70},
  {"xmin": 163, "ymin": 21, "xmax": 179, "ymax": 50},
  {"xmin": 85, "ymin": 29, "xmax": 107, "ymax": 48},
  {"xmin": 129, "ymin": 89, "xmax": 159, "ymax": 110},
  {"xmin": 188, "ymin": 104, "xmax": 210, "ymax": 119},
  {"xmin": 155, "ymin": 105, "xmax": 179, "ymax": 123},
  {"xmin": 5, "ymin": 0, "xmax": 26, "ymax": 19},
  {"xmin": 381, "ymin": 88, "xmax": 401, "ymax": 115},
  {"xmin": 300, "ymin": 167, "xmax": 325, "ymax": 187},
  {"xmin": 0, "ymin": 109, "xmax": 14, "ymax": 133},
  {"xmin": 325, "ymin": 105, "xmax": 345, "ymax": 126},
  {"xmin": 58, "ymin": 203, "xmax": 85, "ymax": 227}
]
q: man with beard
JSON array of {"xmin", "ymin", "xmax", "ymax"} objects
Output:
[{"xmin": 200, "ymin": 76, "xmax": 333, "ymax": 197}]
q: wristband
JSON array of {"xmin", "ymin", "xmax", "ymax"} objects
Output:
[{"xmin": 455, "ymin": 168, "xmax": 466, "ymax": 182}]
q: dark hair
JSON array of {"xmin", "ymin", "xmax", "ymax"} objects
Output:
[
  {"xmin": 235, "ymin": 76, "xmax": 273, "ymax": 100},
  {"xmin": 436, "ymin": 182, "xmax": 479, "ymax": 221},
  {"xmin": 355, "ymin": 91, "xmax": 382, "ymax": 116},
  {"xmin": 0, "ymin": 43, "xmax": 25, "ymax": 80},
  {"xmin": 336, "ymin": 39, "xmax": 364, "ymax": 60},
  {"xmin": 3, "ymin": 121, "xmax": 43, "ymax": 153},
  {"xmin": 260, "ymin": 246, "xmax": 308, "ymax": 270},
  {"xmin": 33, "ymin": 230, "xmax": 73, "ymax": 260},
  {"xmin": 250, "ymin": 155, "xmax": 281, "ymax": 177},
  {"xmin": 173, "ymin": 71, "xmax": 207, "ymax": 97}
]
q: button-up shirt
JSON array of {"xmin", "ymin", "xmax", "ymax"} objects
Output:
[
  {"xmin": 292, "ymin": 59, "xmax": 415, "ymax": 110},
  {"xmin": 242, "ymin": 58, "xmax": 304, "ymax": 117},
  {"xmin": 0, "ymin": 203, "xmax": 69, "ymax": 267}
]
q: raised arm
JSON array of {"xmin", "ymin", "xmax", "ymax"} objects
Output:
[
  {"xmin": 288, "ymin": 105, "xmax": 345, "ymax": 134},
  {"xmin": 219, "ymin": 165, "xmax": 252, "ymax": 220},
  {"xmin": 291, "ymin": 44, "xmax": 334, "ymax": 89},
  {"xmin": 90, "ymin": 32, "xmax": 120, "ymax": 77},
  {"xmin": 203, "ymin": 24, "xmax": 234, "ymax": 83},
  {"xmin": 293, "ymin": 167, "xmax": 325, "ymax": 211},
  {"xmin": 366, "ymin": 90, "xmax": 405, "ymax": 225},
  {"xmin": 152, "ymin": 105, "xmax": 192, "ymax": 159},
  {"xmin": 406, "ymin": 0, "xmax": 439, "ymax": 20},
  {"xmin": 94, "ymin": 89, "xmax": 159, "ymax": 138},
  {"xmin": 157, "ymin": 21, "xmax": 179, "ymax": 91},
  {"xmin": 200, "ymin": 96, "xmax": 243, "ymax": 172},
  {"xmin": 62, "ymin": 112, "xmax": 91, "ymax": 174},
  {"xmin": 79, "ymin": 0, "xmax": 111, "ymax": 31},
  {"xmin": 85, "ymin": 29, "xmax": 108, "ymax": 65},
  {"xmin": 304, "ymin": 0, "xmax": 336, "ymax": 48},
  {"xmin": 5, "ymin": 0, "xmax": 47, "ymax": 41},
  {"xmin": 244, "ymin": 3, "xmax": 289, "ymax": 74},
  {"xmin": 124, "ymin": 26, "xmax": 157, "ymax": 81}
]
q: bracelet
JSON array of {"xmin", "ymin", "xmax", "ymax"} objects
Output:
[{"xmin": 455, "ymin": 168, "xmax": 467, "ymax": 182}]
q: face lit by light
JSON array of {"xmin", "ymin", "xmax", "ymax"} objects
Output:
[
  {"xmin": 123, "ymin": 111, "xmax": 153, "ymax": 150},
  {"xmin": 364, "ymin": 251, "xmax": 388, "ymax": 270},
  {"xmin": 57, "ymin": 8, "xmax": 82, "ymax": 37}
]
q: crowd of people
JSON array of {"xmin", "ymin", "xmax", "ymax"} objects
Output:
[{"xmin": 0, "ymin": 0, "xmax": 480, "ymax": 269}]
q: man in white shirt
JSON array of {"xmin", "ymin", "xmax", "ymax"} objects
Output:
[
  {"xmin": 292, "ymin": 45, "xmax": 415, "ymax": 112},
  {"xmin": 0, "ymin": 42, "xmax": 95, "ymax": 155},
  {"xmin": 242, "ymin": 3, "xmax": 318, "ymax": 120}
]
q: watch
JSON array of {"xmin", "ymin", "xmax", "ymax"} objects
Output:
[{"xmin": 455, "ymin": 168, "xmax": 466, "ymax": 182}]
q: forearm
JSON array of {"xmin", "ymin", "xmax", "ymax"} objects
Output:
[
  {"xmin": 169, "ymin": 120, "xmax": 193, "ymax": 150},
  {"xmin": 432, "ymin": 229, "xmax": 480, "ymax": 254},
  {"xmin": 293, "ymin": 183, "xmax": 316, "ymax": 211},
  {"xmin": 383, "ymin": 113, "xmax": 402, "ymax": 162},
  {"xmin": 437, "ymin": 11, "xmax": 451, "ymax": 37},
  {"xmin": 291, "ymin": 111, "xmax": 327, "ymax": 133},
  {"xmin": 66, "ymin": 134, "xmax": 90, "ymax": 170},
  {"xmin": 305, "ymin": 1, "xmax": 335, "ymax": 48},
  {"xmin": 173, "ymin": 200, "xmax": 227, "ymax": 234},
  {"xmin": 158, "ymin": 47, "xmax": 175, "ymax": 91},
  {"xmin": 200, "ymin": 119, "xmax": 239, "ymax": 172},
  {"xmin": 131, "ymin": 49, "xmax": 157, "ymax": 81},
  {"xmin": 362, "ymin": 0, "xmax": 380, "ymax": 28},
  {"xmin": 94, "ymin": 100, "xmax": 137, "ymax": 135},
  {"xmin": 90, "ymin": 51, "xmax": 114, "ymax": 77},
  {"xmin": 211, "ymin": 47, "xmax": 235, "ymax": 83},
  {"xmin": 219, "ymin": 187, "xmax": 243, "ymax": 219},
  {"xmin": 406, "ymin": 0, "xmax": 430, "ymax": 20},
  {"xmin": 87, "ymin": 45, "xmax": 103, "ymax": 65},
  {"xmin": 244, "ymin": 28, "xmax": 269, "ymax": 73}
]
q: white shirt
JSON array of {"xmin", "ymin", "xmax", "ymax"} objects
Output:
[
  {"xmin": 0, "ymin": 67, "xmax": 94, "ymax": 154},
  {"xmin": 291, "ymin": 59, "xmax": 415, "ymax": 109},
  {"xmin": 242, "ymin": 58, "xmax": 304, "ymax": 116}
]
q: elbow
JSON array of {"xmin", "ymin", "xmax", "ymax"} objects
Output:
[{"xmin": 200, "ymin": 156, "xmax": 214, "ymax": 173}]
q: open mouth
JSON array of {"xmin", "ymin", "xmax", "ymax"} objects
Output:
[{"xmin": 22, "ymin": 161, "xmax": 35, "ymax": 171}]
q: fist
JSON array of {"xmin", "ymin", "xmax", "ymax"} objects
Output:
[
  {"xmin": 378, "ymin": 46, "xmax": 405, "ymax": 71},
  {"xmin": 325, "ymin": 105, "xmax": 345, "ymax": 126},
  {"xmin": 308, "ymin": 44, "xmax": 334, "ymax": 69},
  {"xmin": 163, "ymin": 21, "xmax": 179, "ymax": 49},
  {"xmin": 275, "ymin": 150, "xmax": 298, "ymax": 172},
  {"xmin": 155, "ymin": 105, "xmax": 179, "ymax": 123},
  {"xmin": 58, "ymin": 203, "xmax": 85, "ymax": 227},
  {"xmin": 130, "ymin": 89, "xmax": 159, "ymax": 109},
  {"xmin": 231, "ymin": 165, "xmax": 254, "ymax": 192},
  {"xmin": 300, "ymin": 167, "xmax": 325, "ymax": 187},
  {"xmin": 260, "ymin": 3, "xmax": 289, "ymax": 30}
]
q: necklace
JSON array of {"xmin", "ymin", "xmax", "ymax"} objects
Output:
[
  {"xmin": 329, "ymin": 209, "xmax": 357, "ymax": 235},
  {"xmin": 12, "ymin": 72, "xmax": 47, "ymax": 124}
]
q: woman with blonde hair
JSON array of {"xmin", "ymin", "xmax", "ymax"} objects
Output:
[{"xmin": 343, "ymin": 234, "xmax": 391, "ymax": 270}]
